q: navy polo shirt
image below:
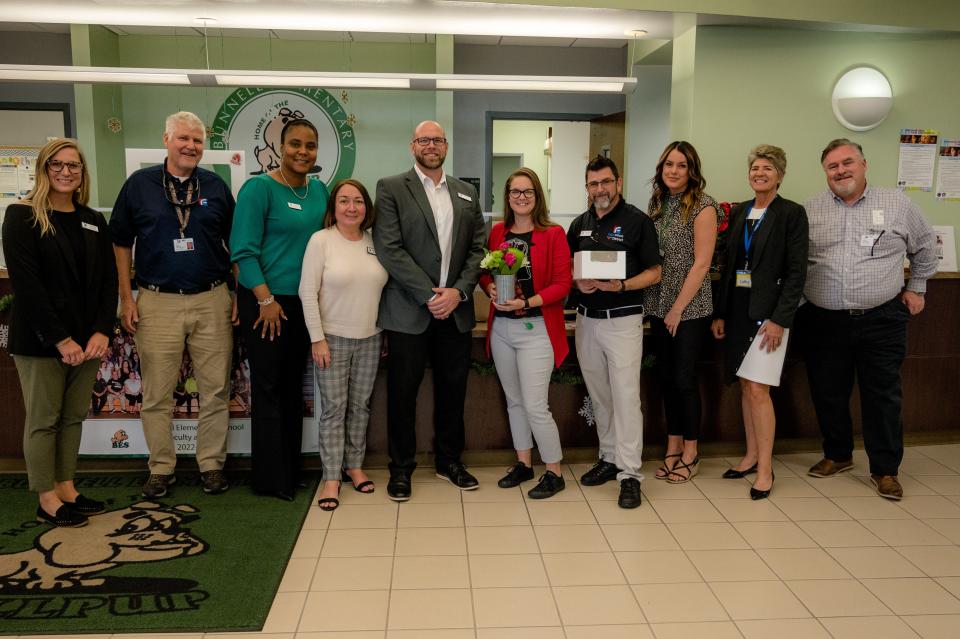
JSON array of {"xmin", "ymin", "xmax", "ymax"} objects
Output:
[
  {"xmin": 566, "ymin": 198, "xmax": 661, "ymax": 311},
  {"xmin": 110, "ymin": 164, "xmax": 235, "ymax": 290}
]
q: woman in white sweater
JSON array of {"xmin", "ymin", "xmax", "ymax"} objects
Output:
[{"xmin": 299, "ymin": 179, "xmax": 388, "ymax": 511}]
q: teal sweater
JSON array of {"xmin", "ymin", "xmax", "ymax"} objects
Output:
[{"xmin": 231, "ymin": 173, "xmax": 328, "ymax": 295}]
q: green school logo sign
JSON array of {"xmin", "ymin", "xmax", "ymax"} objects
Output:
[{"xmin": 210, "ymin": 87, "xmax": 356, "ymax": 186}]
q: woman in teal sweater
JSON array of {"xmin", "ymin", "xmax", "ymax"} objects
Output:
[{"xmin": 231, "ymin": 118, "xmax": 328, "ymax": 500}]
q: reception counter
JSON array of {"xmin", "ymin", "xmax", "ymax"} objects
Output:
[{"xmin": 0, "ymin": 274, "xmax": 958, "ymax": 462}]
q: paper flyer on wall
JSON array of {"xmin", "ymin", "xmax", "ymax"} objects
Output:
[
  {"xmin": 897, "ymin": 128, "xmax": 938, "ymax": 191},
  {"xmin": 936, "ymin": 139, "xmax": 960, "ymax": 201},
  {"xmin": 932, "ymin": 225, "xmax": 958, "ymax": 273},
  {"xmin": 735, "ymin": 325, "xmax": 789, "ymax": 387}
]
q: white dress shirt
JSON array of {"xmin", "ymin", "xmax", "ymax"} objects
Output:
[{"xmin": 414, "ymin": 164, "xmax": 454, "ymax": 287}]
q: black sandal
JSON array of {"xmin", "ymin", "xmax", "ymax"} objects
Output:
[
  {"xmin": 667, "ymin": 457, "xmax": 700, "ymax": 484},
  {"xmin": 317, "ymin": 497, "xmax": 340, "ymax": 511},
  {"xmin": 654, "ymin": 453, "xmax": 682, "ymax": 480},
  {"xmin": 342, "ymin": 468, "xmax": 375, "ymax": 493}
]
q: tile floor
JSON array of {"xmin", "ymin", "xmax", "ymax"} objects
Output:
[{"xmin": 19, "ymin": 443, "xmax": 960, "ymax": 638}]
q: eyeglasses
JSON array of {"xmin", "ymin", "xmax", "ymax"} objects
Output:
[
  {"xmin": 508, "ymin": 188, "xmax": 536, "ymax": 199},
  {"xmin": 47, "ymin": 160, "xmax": 83, "ymax": 174},
  {"xmin": 585, "ymin": 177, "xmax": 616, "ymax": 190},
  {"xmin": 413, "ymin": 136, "xmax": 447, "ymax": 146}
]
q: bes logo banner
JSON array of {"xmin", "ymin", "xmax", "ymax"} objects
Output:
[{"xmin": 210, "ymin": 87, "xmax": 356, "ymax": 186}]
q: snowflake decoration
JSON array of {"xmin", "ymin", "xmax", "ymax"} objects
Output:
[
  {"xmin": 578, "ymin": 394, "xmax": 595, "ymax": 427},
  {"xmin": 340, "ymin": 90, "xmax": 349, "ymax": 102},
  {"xmin": 346, "ymin": 113, "xmax": 358, "ymax": 127},
  {"xmin": 0, "ymin": 324, "xmax": 8, "ymax": 350}
]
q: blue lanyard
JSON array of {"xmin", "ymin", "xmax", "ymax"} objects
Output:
[{"xmin": 742, "ymin": 200, "xmax": 767, "ymax": 260}]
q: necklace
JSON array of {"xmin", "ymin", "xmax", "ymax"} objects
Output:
[{"xmin": 278, "ymin": 168, "xmax": 309, "ymax": 200}]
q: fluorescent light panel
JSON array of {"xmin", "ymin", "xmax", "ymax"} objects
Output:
[
  {"xmin": 214, "ymin": 74, "xmax": 409, "ymax": 88},
  {"xmin": 435, "ymin": 79, "xmax": 626, "ymax": 92},
  {"xmin": 0, "ymin": 65, "xmax": 189, "ymax": 84}
]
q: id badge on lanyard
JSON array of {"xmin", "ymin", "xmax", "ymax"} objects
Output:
[{"xmin": 736, "ymin": 203, "xmax": 766, "ymax": 288}]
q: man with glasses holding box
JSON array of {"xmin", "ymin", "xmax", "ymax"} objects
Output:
[
  {"xmin": 373, "ymin": 120, "xmax": 486, "ymax": 502},
  {"xmin": 110, "ymin": 111, "xmax": 235, "ymax": 499},
  {"xmin": 567, "ymin": 155, "xmax": 661, "ymax": 508}
]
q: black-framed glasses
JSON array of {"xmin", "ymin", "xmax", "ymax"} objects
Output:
[
  {"xmin": 47, "ymin": 159, "xmax": 83, "ymax": 174},
  {"xmin": 585, "ymin": 177, "xmax": 616, "ymax": 190},
  {"xmin": 413, "ymin": 136, "xmax": 447, "ymax": 146},
  {"xmin": 508, "ymin": 188, "xmax": 536, "ymax": 199}
]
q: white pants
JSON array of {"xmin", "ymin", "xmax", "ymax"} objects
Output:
[
  {"xmin": 575, "ymin": 312, "xmax": 645, "ymax": 480},
  {"xmin": 490, "ymin": 316, "xmax": 563, "ymax": 464}
]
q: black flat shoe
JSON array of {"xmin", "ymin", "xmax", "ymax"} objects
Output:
[
  {"xmin": 498, "ymin": 462, "xmax": 535, "ymax": 488},
  {"xmin": 387, "ymin": 473, "xmax": 412, "ymax": 502},
  {"xmin": 527, "ymin": 470, "xmax": 566, "ymax": 499},
  {"xmin": 750, "ymin": 473, "xmax": 775, "ymax": 500},
  {"xmin": 436, "ymin": 462, "xmax": 479, "ymax": 491},
  {"xmin": 723, "ymin": 463, "xmax": 758, "ymax": 479},
  {"xmin": 618, "ymin": 478, "xmax": 642, "ymax": 509},
  {"xmin": 62, "ymin": 493, "xmax": 105, "ymax": 515},
  {"xmin": 275, "ymin": 490, "xmax": 296, "ymax": 502},
  {"xmin": 37, "ymin": 505, "xmax": 88, "ymax": 527}
]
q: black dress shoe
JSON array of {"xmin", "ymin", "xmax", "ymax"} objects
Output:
[
  {"xmin": 37, "ymin": 505, "xmax": 88, "ymax": 527},
  {"xmin": 62, "ymin": 494, "xmax": 105, "ymax": 515},
  {"xmin": 580, "ymin": 460, "xmax": 621, "ymax": 486},
  {"xmin": 750, "ymin": 473, "xmax": 775, "ymax": 500},
  {"xmin": 618, "ymin": 478, "xmax": 642, "ymax": 509},
  {"xmin": 498, "ymin": 462, "xmax": 535, "ymax": 488},
  {"xmin": 722, "ymin": 464, "xmax": 758, "ymax": 479},
  {"xmin": 387, "ymin": 473, "xmax": 412, "ymax": 502},
  {"xmin": 527, "ymin": 471, "xmax": 566, "ymax": 499},
  {"xmin": 275, "ymin": 490, "xmax": 296, "ymax": 502},
  {"xmin": 436, "ymin": 462, "xmax": 479, "ymax": 491}
]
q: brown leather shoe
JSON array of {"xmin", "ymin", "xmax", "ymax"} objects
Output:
[
  {"xmin": 871, "ymin": 475, "xmax": 904, "ymax": 500},
  {"xmin": 807, "ymin": 458, "xmax": 854, "ymax": 478}
]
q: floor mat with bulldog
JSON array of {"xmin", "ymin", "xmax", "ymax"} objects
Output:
[{"xmin": 0, "ymin": 472, "xmax": 318, "ymax": 634}]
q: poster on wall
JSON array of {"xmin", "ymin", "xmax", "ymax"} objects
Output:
[
  {"xmin": 897, "ymin": 128, "xmax": 938, "ymax": 191},
  {"xmin": 0, "ymin": 148, "xmax": 39, "ymax": 268},
  {"xmin": 935, "ymin": 139, "xmax": 960, "ymax": 201},
  {"xmin": 932, "ymin": 225, "xmax": 958, "ymax": 273},
  {"xmin": 208, "ymin": 87, "xmax": 357, "ymax": 187},
  {"xmin": 78, "ymin": 320, "xmax": 321, "ymax": 457}
]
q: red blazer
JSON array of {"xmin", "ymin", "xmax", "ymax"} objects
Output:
[{"xmin": 479, "ymin": 223, "xmax": 572, "ymax": 368}]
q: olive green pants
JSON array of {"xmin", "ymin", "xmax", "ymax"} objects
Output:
[{"xmin": 13, "ymin": 355, "xmax": 100, "ymax": 492}]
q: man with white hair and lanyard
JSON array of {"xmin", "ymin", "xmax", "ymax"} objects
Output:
[{"xmin": 110, "ymin": 111, "xmax": 236, "ymax": 499}]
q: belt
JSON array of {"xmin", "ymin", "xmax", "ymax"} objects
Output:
[
  {"xmin": 138, "ymin": 279, "xmax": 226, "ymax": 295},
  {"xmin": 577, "ymin": 304, "xmax": 644, "ymax": 320}
]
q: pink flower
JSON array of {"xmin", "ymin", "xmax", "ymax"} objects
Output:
[
  {"xmin": 504, "ymin": 252, "xmax": 516, "ymax": 266},
  {"xmin": 498, "ymin": 242, "xmax": 510, "ymax": 250}
]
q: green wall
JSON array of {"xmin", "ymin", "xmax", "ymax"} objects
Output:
[{"xmin": 691, "ymin": 26, "xmax": 960, "ymax": 240}]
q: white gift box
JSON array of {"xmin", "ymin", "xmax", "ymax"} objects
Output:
[{"xmin": 574, "ymin": 250, "xmax": 626, "ymax": 280}]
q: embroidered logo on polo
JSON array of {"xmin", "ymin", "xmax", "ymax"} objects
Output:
[{"xmin": 607, "ymin": 225, "xmax": 624, "ymax": 242}]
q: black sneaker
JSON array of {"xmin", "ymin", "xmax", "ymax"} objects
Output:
[
  {"xmin": 387, "ymin": 472, "xmax": 412, "ymax": 502},
  {"xmin": 527, "ymin": 470, "xmax": 566, "ymax": 499},
  {"xmin": 498, "ymin": 462, "xmax": 535, "ymax": 488},
  {"xmin": 141, "ymin": 473, "xmax": 176, "ymax": 498},
  {"xmin": 62, "ymin": 493, "xmax": 105, "ymax": 515},
  {"xmin": 618, "ymin": 478, "xmax": 642, "ymax": 509},
  {"xmin": 201, "ymin": 469, "xmax": 230, "ymax": 495},
  {"xmin": 580, "ymin": 460, "xmax": 621, "ymax": 486},
  {"xmin": 436, "ymin": 462, "xmax": 480, "ymax": 490}
]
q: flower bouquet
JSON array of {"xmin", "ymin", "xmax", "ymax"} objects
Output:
[{"xmin": 481, "ymin": 243, "xmax": 528, "ymax": 304}]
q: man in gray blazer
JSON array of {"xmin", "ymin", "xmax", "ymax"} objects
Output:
[{"xmin": 373, "ymin": 120, "xmax": 486, "ymax": 501}]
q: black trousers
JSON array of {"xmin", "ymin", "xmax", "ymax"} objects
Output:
[
  {"xmin": 648, "ymin": 316, "xmax": 711, "ymax": 440},
  {"xmin": 797, "ymin": 298, "xmax": 910, "ymax": 476},
  {"xmin": 238, "ymin": 286, "xmax": 310, "ymax": 494},
  {"xmin": 385, "ymin": 318, "xmax": 472, "ymax": 475}
]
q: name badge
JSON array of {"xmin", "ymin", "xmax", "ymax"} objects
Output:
[
  {"xmin": 287, "ymin": 202, "xmax": 302, "ymax": 210},
  {"xmin": 173, "ymin": 237, "xmax": 195, "ymax": 252},
  {"xmin": 747, "ymin": 208, "xmax": 764, "ymax": 220},
  {"xmin": 81, "ymin": 221, "xmax": 99, "ymax": 232},
  {"xmin": 580, "ymin": 230, "xmax": 592, "ymax": 237},
  {"xmin": 735, "ymin": 270, "xmax": 752, "ymax": 288},
  {"xmin": 860, "ymin": 233, "xmax": 881, "ymax": 247},
  {"xmin": 872, "ymin": 209, "xmax": 885, "ymax": 225},
  {"xmin": 456, "ymin": 192, "xmax": 472, "ymax": 202},
  {"xmin": 366, "ymin": 246, "xmax": 376, "ymax": 256}
]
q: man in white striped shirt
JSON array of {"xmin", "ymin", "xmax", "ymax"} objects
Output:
[{"xmin": 799, "ymin": 138, "xmax": 936, "ymax": 500}]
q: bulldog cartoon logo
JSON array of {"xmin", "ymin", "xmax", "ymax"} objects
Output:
[{"xmin": 251, "ymin": 106, "xmax": 322, "ymax": 177}]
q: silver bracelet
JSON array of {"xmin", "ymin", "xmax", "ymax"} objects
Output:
[{"xmin": 257, "ymin": 295, "xmax": 275, "ymax": 306}]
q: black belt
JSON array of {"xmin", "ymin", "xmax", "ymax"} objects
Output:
[
  {"xmin": 138, "ymin": 279, "xmax": 226, "ymax": 295},
  {"xmin": 577, "ymin": 304, "xmax": 644, "ymax": 320},
  {"xmin": 816, "ymin": 296, "xmax": 899, "ymax": 316}
]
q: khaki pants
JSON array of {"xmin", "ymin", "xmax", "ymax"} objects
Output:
[
  {"xmin": 13, "ymin": 355, "xmax": 100, "ymax": 492},
  {"xmin": 135, "ymin": 284, "xmax": 232, "ymax": 474},
  {"xmin": 575, "ymin": 312, "xmax": 645, "ymax": 480}
]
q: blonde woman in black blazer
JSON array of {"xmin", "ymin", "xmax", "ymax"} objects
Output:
[
  {"xmin": 711, "ymin": 145, "xmax": 808, "ymax": 500},
  {"xmin": 2, "ymin": 138, "xmax": 118, "ymax": 527}
]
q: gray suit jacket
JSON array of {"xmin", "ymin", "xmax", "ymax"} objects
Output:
[{"xmin": 373, "ymin": 168, "xmax": 486, "ymax": 334}]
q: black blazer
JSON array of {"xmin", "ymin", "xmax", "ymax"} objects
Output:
[
  {"xmin": 715, "ymin": 195, "xmax": 808, "ymax": 329},
  {"xmin": 2, "ymin": 203, "xmax": 118, "ymax": 357}
]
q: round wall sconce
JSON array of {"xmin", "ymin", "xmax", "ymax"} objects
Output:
[{"xmin": 832, "ymin": 67, "xmax": 893, "ymax": 132}]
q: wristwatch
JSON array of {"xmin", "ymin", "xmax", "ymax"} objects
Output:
[
  {"xmin": 523, "ymin": 298, "xmax": 530, "ymax": 309},
  {"xmin": 619, "ymin": 280, "xmax": 627, "ymax": 293},
  {"xmin": 459, "ymin": 290, "xmax": 469, "ymax": 302}
]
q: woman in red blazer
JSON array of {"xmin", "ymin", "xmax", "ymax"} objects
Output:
[{"xmin": 480, "ymin": 167, "xmax": 572, "ymax": 499}]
